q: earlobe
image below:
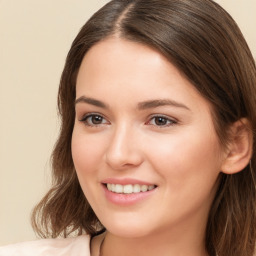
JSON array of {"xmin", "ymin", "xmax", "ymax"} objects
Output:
[{"xmin": 221, "ymin": 118, "xmax": 253, "ymax": 174}]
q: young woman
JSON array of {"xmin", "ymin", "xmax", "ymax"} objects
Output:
[{"xmin": 1, "ymin": 0, "xmax": 256, "ymax": 255}]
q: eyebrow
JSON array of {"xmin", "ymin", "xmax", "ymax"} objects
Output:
[
  {"xmin": 138, "ymin": 99, "xmax": 190, "ymax": 111},
  {"xmin": 75, "ymin": 96, "xmax": 190, "ymax": 111},
  {"xmin": 75, "ymin": 96, "xmax": 109, "ymax": 109}
]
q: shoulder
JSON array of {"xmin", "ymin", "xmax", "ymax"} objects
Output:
[{"xmin": 0, "ymin": 234, "xmax": 91, "ymax": 256}]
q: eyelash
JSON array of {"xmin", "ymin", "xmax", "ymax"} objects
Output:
[{"xmin": 79, "ymin": 113, "xmax": 177, "ymax": 128}]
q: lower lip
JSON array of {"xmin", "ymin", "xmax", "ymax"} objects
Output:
[{"xmin": 102, "ymin": 184, "xmax": 157, "ymax": 206}]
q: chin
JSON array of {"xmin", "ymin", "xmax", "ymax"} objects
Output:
[
  {"xmin": 100, "ymin": 214, "xmax": 156, "ymax": 238},
  {"xmin": 106, "ymin": 226, "xmax": 151, "ymax": 239}
]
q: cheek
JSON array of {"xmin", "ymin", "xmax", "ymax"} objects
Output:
[
  {"xmin": 146, "ymin": 128, "xmax": 222, "ymax": 188},
  {"xmin": 71, "ymin": 131, "xmax": 105, "ymax": 177},
  {"xmin": 146, "ymin": 130, "xmax": 222, "ymax": 220},
  {"xmin": 71, "ymin": 131, "xmax": 104, "ymax": 203}
]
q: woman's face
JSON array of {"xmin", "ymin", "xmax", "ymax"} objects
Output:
[{"xmin": 72, "ymin": 37, "xmax": 225, "ymax": 238}]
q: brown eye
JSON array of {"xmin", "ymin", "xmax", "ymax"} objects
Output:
[
  {"xmin": 154, "ymin": 117, "xmax": 168, "ymax": 126},
  {"xmin": 90, "ymin": 115, "xmax": 103, "ymax": 124},
  {"xmin": 80, "ymin": 114, "xmax": 109, "ymax": 126},
  {"xmin": 148, "ymin": 116, "xmax": 176, "ymax": 127}
]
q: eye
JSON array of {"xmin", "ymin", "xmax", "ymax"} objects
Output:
[
  {"xmin": 147, "ymin": 115, "xmax": 177, "ymax": 127},
  {"xmin": 79, "ymin": 113, "xmax": 109, "ymax": 126}
]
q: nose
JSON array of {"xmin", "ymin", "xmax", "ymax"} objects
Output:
[{"xmin": 104, "ymin": 124, "xmax": 144, "ymax": 170}]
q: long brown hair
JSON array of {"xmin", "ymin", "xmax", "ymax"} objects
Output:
[{"xmin": 31, "ymin": 0, "xmax": 256, "ymax": 255}]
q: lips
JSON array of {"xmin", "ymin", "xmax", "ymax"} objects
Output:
[{"xmin": 101, "ymin": 178, "xmax": 157, "ymax": 205}]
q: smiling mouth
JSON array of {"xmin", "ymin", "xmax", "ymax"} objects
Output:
[{"xmin": 104, "ymin": 183, "xmax": 157, "ymax": 194}]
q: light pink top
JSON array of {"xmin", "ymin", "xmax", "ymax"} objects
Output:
[{"xmin": 0, "ymin": 234, "xmax": 90, "ymax": 256}]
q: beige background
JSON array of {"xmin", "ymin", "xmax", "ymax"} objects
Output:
[{"xmin": 0, "ymin": 0, "xmax": 255, "ymax": 246}]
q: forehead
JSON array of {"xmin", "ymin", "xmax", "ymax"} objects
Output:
[
  {"xmin": 76, "ymin": 37, "xmax": 211, "ymax": 113},
  {"xmin": 77, "ymin": 37, "xmax": 172, "ymax": 87}
]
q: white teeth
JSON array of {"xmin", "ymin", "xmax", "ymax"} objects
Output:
[
  {"xmin": 107, "ymin": 183, "xmax": 112, "ymax": 191},
  {"xmin": 148, "ymin": 185, "xmax": 155, "ymax": 190},
  {"xmin": 106, "ymin": 184, "xmax": 156, "ymax": 194},
  {"xmin": 115, "ymin": 184, "xmax": 123, "ymax": 193},
  {"xmin": 123, "ymin": 184, "xmax": 133, "ymax": 194},
  {"xmin": 141, "ymin": 185, "xmax": 148, "ymax": 192},
  {"xmin": 133, "ymin": 184, "xmax": 140, "ymax": 193}
]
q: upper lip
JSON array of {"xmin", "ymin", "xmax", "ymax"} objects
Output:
[{"xmin": 101, "ymin": 178, "xmax": 156, "ymax": 186}]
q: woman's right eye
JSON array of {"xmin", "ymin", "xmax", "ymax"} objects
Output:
[{"xmin": 79, "ymin": 114, "xmax": 109, "ymax": 126}]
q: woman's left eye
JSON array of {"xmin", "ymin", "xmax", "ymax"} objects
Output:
[{"xmin": 147, "ymin": 116, "xmax": 177, "ymax": 127}]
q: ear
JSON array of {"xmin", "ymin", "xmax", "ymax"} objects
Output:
[{"xmin": 221, "ymin": 118, "xmax": 253, "ymax": 174}]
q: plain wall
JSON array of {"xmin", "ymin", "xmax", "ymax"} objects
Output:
[{"xmin": 0, "ymin": 0, "xmax": 255, "ymax": 246}]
